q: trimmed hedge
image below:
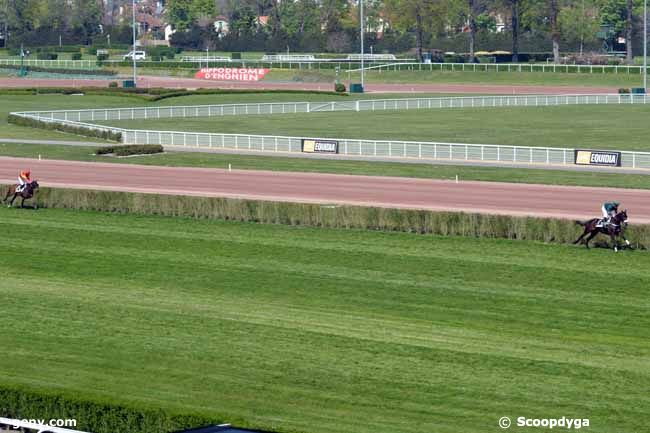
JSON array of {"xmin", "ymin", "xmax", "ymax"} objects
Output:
[
  {"xmin": 7, "ymin": 114, "xmax": 122, "ymax": 142},
  {"xmin": 0, "ymin": 384, "xmax": 225, "ymax": 433},
  {"xmin": 96, "ymin": 144, "xmax": 164, "ymax": 156},
  {"xmin": 0, "ymin": 64, "xmax": 117, "ymax": 76},
  {"xmin": 0, "ymin": 87, "xmax": 345, "ymax": 101},
  {"xmin": 26, "ymin": 187, "xmax": 650, "ymax": 250}
]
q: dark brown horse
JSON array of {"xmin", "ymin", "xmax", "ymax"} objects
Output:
[
  {"xmin": 574, "ymin": 209, "xmax": 630, "ymax": 252},
  {"xmin": 3, "ymin": 180, "xmax": 39, "ymax": 209}
]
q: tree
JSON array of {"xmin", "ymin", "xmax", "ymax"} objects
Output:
[
  {"xmin": 468, "ymin": 0, "xmax": 478, "ymax": 57},
  {"xmin": 559, "ymin": 0, "xmax": 599, "ymax": 55},
  {"xmin": 385, "ymin": 0, "xmax": 444, "ymax": 60},
  {"xmin": 626, "ymin": 0, "xmax": 633, "ymax": 63},
  {"xmin": 550, "ymin": 0, "xmax": 559, "ymax": 62},
  {"xmin": 166, "ymin": 0, "xmax": 194, "ymax": 31}
]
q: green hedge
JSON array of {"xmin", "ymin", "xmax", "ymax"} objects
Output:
[
  {"xmin": 7, "ymin": 114, "xmax": 122, "ymax": 142},
  {"xmin": 27, "ymin": 187, "xmax": 650, "ymax": 249},
  {"xmin": 96, "ymin": 144, "xmax": 164, "ymax": 156},
  {"xmin": 0, "ymin": 64, "xmax": 117, "ymax": 76},
  {"xmin": 0, "ymin": 87, "xmax": 345, "ymax": 101},
  {"xmin": 0, "ymin": 384, "xmax": 224, "ymax": 433}
]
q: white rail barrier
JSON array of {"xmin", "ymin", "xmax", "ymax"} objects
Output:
[
  {"xmin": 14, "ymin": 94, "xmax": 650, "ymax": 123},
  {"xmin": 11, "ymin": 95, "xmax": 650, "ymax": 170},
  {"xmin": 347, "ymin": 61, "xmax": 650, "ymax": 74},
  {"xmin": 0, "ymin": 59, "xmax": 97, "ymax": 69}
]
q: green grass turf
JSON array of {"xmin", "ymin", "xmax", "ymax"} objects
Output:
[
  {"xmin": 100, "ymin": 104, "xmax": 650, "ymax": 152},
  {"xmin": 2, "ymin": 142, "xmax": 650, "ymax": 190},
  {"xmin": 266, "ymin": 68, "xmax": 646, "ymax": 87},
  {"xmin": 0, "ymin": 207, "xmax": 648, "ymax": 433}
]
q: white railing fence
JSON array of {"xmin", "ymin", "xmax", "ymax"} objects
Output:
[
  {"xmin": 0, "ymin": 59, "xmax": 98, "ymax": 69},
  {"xmin": 14, "ymin": 94, "xmax": 650, "ymax": 124},
  {"xmin": 348, "ymin": 61, "xmax": 650, "ymax": 75},
  {"xmin": 10, "ymin": 95, "xmax": 650, "ymax": 170}
]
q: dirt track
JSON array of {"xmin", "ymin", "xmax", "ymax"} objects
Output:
[
  {"xmin": 0, "ymin": 76, "xmax": 615, "ymax": 94},
  {"xmin": 1, "ymin": 156, "xmax": 648, "ymax": 223}
]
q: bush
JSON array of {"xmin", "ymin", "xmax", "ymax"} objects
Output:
[
  {"xmin": 7, "ymin": 114, "xmax": 123, "ymax": 142},
  {"xmin": 618, "ymin": 88, "xmax": 631, "ymax": 94},
  {"xmin": 108, "ymin": 81, "xmax": 118, "ymax": 88},
  {"xmin": 36, "ymin": 52, "xmax": 58, "ymax": 60},
  {"xmin": 95, "ymin": 145, "xmax": 164, "ymax": 156},
  {"xmin": 334, "ymin": 82, "xmax": 346, "ymax": 93},
  {"xmin": 71, "ymin": 52, "xmax": 82, "ymax": 60},
  {"xmin": 231, "ymin": 52, "xmax": 242, "ymax": 60},
  {"xmin": 0, "ymin": 384, "xmax": 222, "ymax": 433}
]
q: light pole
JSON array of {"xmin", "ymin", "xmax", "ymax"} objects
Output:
[
  {"xmin": 360, "ymin": 0, "xmax": 364, "ymax": 90},
  {"xmin": 132, "ymin": 0, "xmax": 137, "ymax": 85},
  {"xmin": 643, "ymin": 0, "xmax": 648, "ymax": 93}
]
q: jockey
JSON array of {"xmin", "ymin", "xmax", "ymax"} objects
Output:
[
  {"xmin": 17, "ymin": 169, "xmax": 31, "ymax": 192},
  {"xmin": 601, "ymin": 201, "xmax": 620, "ymax": 226}
]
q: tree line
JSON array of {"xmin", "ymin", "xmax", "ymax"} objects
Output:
[{"xmin": 0, "ymin": 0, "xmax": 647, "ymax": 63}]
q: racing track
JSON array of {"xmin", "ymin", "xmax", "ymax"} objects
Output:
[
  {"xmin": 2, "ymin": 156, "xmax": 650, "ymax": 223},
  {"xmin": 0, "ymin": 77, "xmax": 616, "ymax": 94}
]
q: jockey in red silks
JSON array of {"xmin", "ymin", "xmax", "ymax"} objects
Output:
[{"xmin": 17, "ymin": 169, "xmax": 31, "ymax": 192}]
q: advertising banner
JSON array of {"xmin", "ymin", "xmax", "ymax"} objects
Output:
[
  {"xmin": 195, "ymin": 67, "xmax": 270, "ymax": 81},
  {"xmin": 302, "ymin": 139, "xmax": 339, "ymax": 154},
  {"xmin": 574, "ymin": 150, "xmax": 622, "ymax": 167}
]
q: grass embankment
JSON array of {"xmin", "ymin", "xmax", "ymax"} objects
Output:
[
  {"xmin": 0, "ymin": 204, "xmax": 648, "ymax": 433},
  {"xmin": 3, "ymin": 142, "xmax": 650, "ymax": 190},
  {"xmin": 100, "ymin": 104, "xmax": 650, "ymax": 152}
]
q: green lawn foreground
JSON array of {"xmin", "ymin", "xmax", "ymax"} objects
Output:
[
  {"xmin": 2, "ymin": 142, "xmax": 650, "ymax": 190},
  {"xmin": 99, "ymin": 104, "xmax": 650, "ymax": 152},
  {"xmin": 0, "ymin": 207, "xmax": 648, "ymax": 433}
]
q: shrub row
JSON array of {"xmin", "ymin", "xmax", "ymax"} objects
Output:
[
  {"xmin": 0, "ymin": 64, "xmax": 117, "ymax": 76},
  {"xmin": 96, "ymin": 144, "xmax": 164, "ymax": 156},
  {"xmin": 29, "ymin": 187, "xmax": 650, "ymax": 249},
  {"xmin": 0, "ymin": 384, "xmax": 225, "ymax": 433},
  {"xmin": 7, "ymin": 114, "xmax": 122, "ymax": 142},
  {"xmin": 0, "ymin": 87, "xmax": 344, "ymax": 101}
]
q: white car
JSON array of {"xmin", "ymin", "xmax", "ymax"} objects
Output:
[{"xmin": 123, "ymin": 51, "xmax": 146, "ymax": 61}]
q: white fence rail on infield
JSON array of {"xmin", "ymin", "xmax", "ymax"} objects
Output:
[
  {"xmin": 15, "ymin": 94, "xmax": 650, "ymax": 123},
  {"xmin": 348, "ymin": 61, "xmax": 650, "ymax": 75},
  {"xmin": 11, "ymin": 94, "xmax": 650, "ymax": 170}
]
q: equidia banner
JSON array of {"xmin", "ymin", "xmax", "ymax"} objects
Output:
[
  {"xmin": 574, "ymin": 150, "xmax": 622, "ymax": 167},
  {"xmin": 302, "ymin": 139, "xmax": 339, "ymax": 153},
  {"xmin": 195, "ymin": 68, "xmax": 270, "ymax": 81}
]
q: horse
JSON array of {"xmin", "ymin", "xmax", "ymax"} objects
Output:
[
  {"xmin": 573, "ymin": 209, "xmax": 630, "ymax": 252},
  {"xmin": 3, "ymin": 180, "xmax": 39, "ymax": 209}
]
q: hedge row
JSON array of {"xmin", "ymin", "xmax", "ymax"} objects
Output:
[
  {"xmin": 0, "ymin": 384, "xmax": 225, "ymax": 433},
  {"xmin": 96, "ymin": 144, "xmax": 164, "ymax": 156},
  {"xmin": 0, "ymin": 87, "xmax": 345, "ymax": 100},
  {"xmin": 0, "ymin": 64, "xmax": 117, "ymax": 76},
  {"xmin": 30, "ymin": 187, "xmax": 650, "ymax": 249},
  {"xmin": 7, "ymin": 114, "xmax": 122, "ymax": 142}
]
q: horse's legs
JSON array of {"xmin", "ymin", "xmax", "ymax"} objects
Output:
[
  {"xmin": 573, "ymin": 228, "xmax": 589, "ymax": 245},
  {"xmin": 8, "ymin": 194, "xmax": 17, "ymax": 207},
  {"xmin": 610, "ymin": 232, "xmax": 619, "ymax": 252},
  {"xmin": 20, "ymin": 197, "xmax": 25, "ymax": 208},
  {"xmin": 584, "ymin": 232, "xmax": 597, "ymax": 249}
]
